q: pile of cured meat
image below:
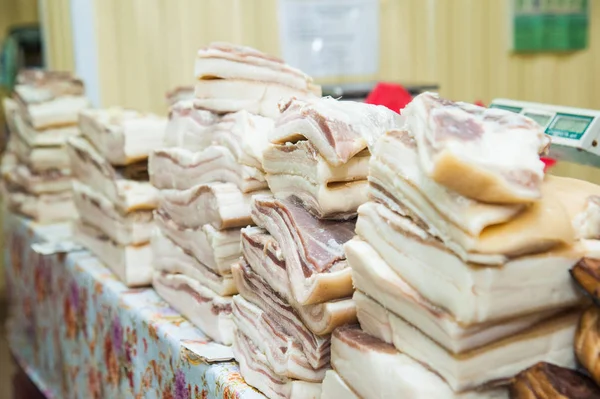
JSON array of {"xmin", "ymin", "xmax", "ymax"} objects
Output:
[
  {"xmin": 147, "ymin": 42, "xmax": 600, "ymax": 398},
  {"xmin": 232, "ymin": 96, "xmax": 400, "ymax": 398},
  {"xmin": 1, "ymin": 70, "xmax": 89, "ymax": 223},
  {"xmin": 323, "ymin": 92, "xmax": 600, "ymax": 399},
  {"xmin": 147, "ymin": 43, "xmax": 320, "ymax": 345},
  {"xmin": 66, "ymin": 107, "xmax": 167, "ymax": 287}
]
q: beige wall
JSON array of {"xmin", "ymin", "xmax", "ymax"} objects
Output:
[{"xmin": 38, "ymin": 0, "xmax": 74, "ymax": 71}]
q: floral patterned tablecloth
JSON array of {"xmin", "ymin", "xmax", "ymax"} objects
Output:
[{"xmin": 3, "ymin": 211, "xmax": 265, "ymax": 399}]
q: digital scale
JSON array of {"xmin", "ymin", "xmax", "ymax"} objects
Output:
[{"xmin": 490, "ymin": 98, "xmax": 600, "ymax": 168}]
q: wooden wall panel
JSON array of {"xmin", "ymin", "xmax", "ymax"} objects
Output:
[{"xmin": 39, "ymin": 0, "xmax": 74, "ymax": 71}]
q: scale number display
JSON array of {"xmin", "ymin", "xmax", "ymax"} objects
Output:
[{"xmin": 545, "ymin": 113, "xmax": 593, "ymax": 140}]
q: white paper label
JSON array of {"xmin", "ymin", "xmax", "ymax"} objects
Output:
[
  {"xmin": 278, "ymin": 0, "xmax": 379, "ymax": 78},
  {"xmin": 180, "ymin": 340, "xmax": 234, "ymax": 363},
  {"xmin": 31, "ymin": 240, "xmax": 85, "ymax": 255}
]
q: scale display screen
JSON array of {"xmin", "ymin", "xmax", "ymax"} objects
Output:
[
  {"xmin": 523, "ymin": 112, "xmax": 552, "ymax": 127},
  {"xmin": 545, "ymin": 113, "xmax": 594, "ymax": 140},
  {"xmin": 553, "ymin": 117, "xmax": 589, "ymax": 133}
]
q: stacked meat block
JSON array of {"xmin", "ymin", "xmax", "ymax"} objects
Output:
[
  {"xmin": 165, "ymin": 86, "xmax": 194, "ymax": 107},
  {"xmin": 67, "ymin": 108, "xmax": 167, "ymax": 287},
  {"xmin": 1, "ymin": 70, "xmax": 90, "ymax": 222},
  {"xmin": 194, "ymin": 43, "xmax": 322, "ymax": 118},
  {"xmin": 148, "ymin": 43, "xmax": 319, "ymax": 345},
  {"xmin": 325, "ymin": 92, "xmax": 598, "ymax": 398},
  {"xmin": 231, "ymin": 97, "xmax": 401, "ymax": 399},
  {"xmin": 511, "ymin": 197, "xmax": 600, "ymax": 397}
]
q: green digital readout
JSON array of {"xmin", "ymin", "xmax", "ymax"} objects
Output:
[
  {"xmin": 524, "ymin": 112, "xmax": 552, "ymax": 127},
  {"xmin": 553, "ymin": 117, "xmax": 589, "ymax": 133},
  {"xmin": 545, "ymin": 113, "xmax": 593, "ymax": 140}
]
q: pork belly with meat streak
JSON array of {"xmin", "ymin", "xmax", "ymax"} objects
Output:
[
  {"xmin": 67, "ymin": 136, "xmax": 158, "ymax": 212},
  {"xmin": 74, "ymin": 220, "xmax": 152, "ymax": 287},
  {"xmin": 232, "ymin": 327, "xmax": 322, "ymax": 399},
  {"xmin": 232, "ymin": 295, "xmax": 327, "ymax": 382},
  {"xmin": 263, "ymin": 141, "xmax": 370, "ymax": 219},
  {"xmin": 402, "ymin": 92, "xmax": 549, "ymax": 203},
  {"xmin": 2, "ymin": 182, "xmax": 75, "ymax": 223},
  {"xmin": 270, "ymin": 97, "xmax": 402, "ymax": 166},
  {"xmin": 152, "ymin": 271, "xmax": 234, "ymax": 345},
  {"xmin": 232, "ymin": 261, "xmax": 330, "ymax": 369},
  {"xmin": 241, "ymin": 226, "xmax": 356, "ymax": 335},
  {"xmin": 13, "ymin": 133, "xmax": 70, "ymax": 172},
  {"xmin": 152, "ymin": 108, "xmax": 272, "ymax": 194},
  {"xmin": 149, "ymin": 146, "xmax": 266, "ymax": 193},
  {"xmin": 13, "ymin": 70, "xmax": 90, "ymax": 129},
  {"xmin": 165, "ymin": 86, "xmax": 194, "ymax": 106},
  {"xmin": 153, "ymin": 209, "xmax": 240, "ymax": 276},
  {"xmin": 72, "ymin": 180, "xmax": 153, "ymax": 246},
  {"xmin": 369, "ymin": 130, "xmax": 575, "ymax": 264},
  {"xmin": 194, "ymin": 43, "xmax": 321, "ymax": 118},
  {"xmin": 14, "ymin": 110, "xmax": 79, "ymax": 147},
  {"xmin": 250, "ymin": 196, "xmax": 355, "ymax": 305},
  {"xmin": 327, "ymin": 326, "xmax": 508, "ymax": 399},
  {"xmin": 151, "ymin": 230, "xmax": 236, "ymax": 296},
  {"xmin": 159, "ymin": 182, "xmax": 266, "ymax": 230},
  {"xmin": 263, "ymin": 97, "xmax": 402, "ymax": 217},
  {"xmin": 5, "ymin": 163, "xmax": 71, "ymax": 194},
  {"xmin": 3, "ymin": 97, "xmax": 18, "ymax": 136},
  {"xmin": 354, "ymin": 202, "xmax": 582, "ymax": 325},
  {"xmin": 162, "ymin": 100, "xmax": 220, "ymax": 148},
  {"xmin": 354, "ymin": 290, "xmax": 579, "ymax": 392},
  {"xmin": 79, "ymin": 107, "xmax": 167, "ymax": 166},
  {"xmin": 345, "ymin": 238, "xmax": 574, "ymax": 353}
]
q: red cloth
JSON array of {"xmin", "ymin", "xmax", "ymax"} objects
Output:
[
  {"xmin": 541, "ymin": 157, "xmax": 556, "ymax": 172},
  {"xmin": 365, "ymin": 82, "xmax": 412, "ymax": 113}
]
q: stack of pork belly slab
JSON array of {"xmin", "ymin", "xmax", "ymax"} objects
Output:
[
  {"xmin": 326, "ymin": 92, "xmax": 592, "ymax": 399},
  {"xmin": 194, "ymin": 42, "xmax": 322, "ymax": 118},
  {"xmin": 511, "ymin": 181, "xmax": 600, "ymax": 398},
  {"xmin": 514, "ymin": 191, "xmax": 600, "ymax": 397},
  {"xmin": 149, "ymin": 43, "xmax": 320, "ymax": 345},
  {"xmin": 2, "ymin": 70, "xmax": 90, "ymax": 222},
  {"xmin": 67, "ymin": 107, "xmax": 167, "ymax": 287},
  {"xmin": 149, "ymin": 108, "xmax": 271, "ymax": 344},
  {"xmin": 165, "ymin": 86, "xmax": 194, "ymax": 107},
  {"xmin": 230, "ymin": 97, "xmax": 402, "ymax": 399}
]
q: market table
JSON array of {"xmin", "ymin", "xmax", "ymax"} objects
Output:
[{"xmin": 3, "ymin": 211, "xmax": 264, "ymax": 399}]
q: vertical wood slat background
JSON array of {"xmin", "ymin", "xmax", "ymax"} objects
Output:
[
  {"xmin": 35, "ymin": 0, "xmax": 600, "ymax": 183},
  {"xmin": 38, "ymin": 0, "xmax": 74, "ymax": 72}
]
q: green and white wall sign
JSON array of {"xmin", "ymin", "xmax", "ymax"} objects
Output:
[{"xmin": 511, "ymin": 0, "xmax": 588, "ymax": 52}]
